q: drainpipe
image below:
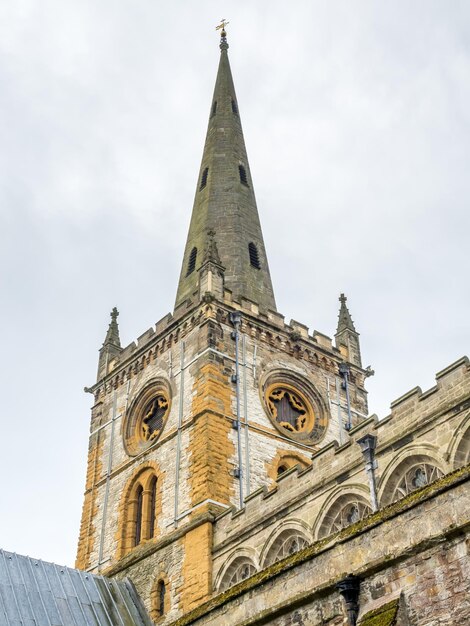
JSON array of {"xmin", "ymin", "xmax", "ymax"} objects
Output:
[
  {"xmin": 336, "ymin": 575, "xmax": 361, "ymax": 626},
  {"xmin": 242, "ymin": 334, "xmax": 251, "ymax": 497},
  {"xmin": 174, "ymin": 341, "xmax": 185, "ymax": 527},
  {"xmin": 357, "ymin": 434, "xmax": 379, "ymax": 512},
  {"xmin": 335, "ymin": 377, "xmax": 345, "ymax": 445},
  {"xmin": 230, "ymin": 311, "xmax": 244, "ymax": 509},
  {"xmin": 339, "ymin": 362, "xmax": 353, "ymax": 431}
]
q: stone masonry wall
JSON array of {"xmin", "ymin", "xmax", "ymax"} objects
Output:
[
  {"xmin": 212, "ymin": 357, "xmax": 470, "ymax": 591},
  {"xmin": 169, "ymin": 466, "xmax": 470, "ymax": 626},
  {"xmin": 77, "ymin": 302, "xmax": 470, "ymax": 623}
]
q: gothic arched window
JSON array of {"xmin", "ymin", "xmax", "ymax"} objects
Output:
[
  {"xmin": 157, "ymin": 579, "xmax": 166, "ymax": 617},
  {"xmin": 380, "ymin": 455, "xmax": 445, "ymax": 506},
  {"xmin": 328, "ymin": 501, "xmax": 371, "ymax": 534},
  {"xmin": 120, "ymin": 467, "xmax": 160, "ymax": 556},
  {"xmin": 263, "ymin": 529, "xmax": 309, "ymax": 567},
  {"xmin": 150, "ymin": 574, "xmax": 170, "ymax": 622},
  {"xmin": 219, "ymin": 557, "xmax": 257, "ymax": 591},
  {"xmin": 317, "ymin": 494, "xmax": 372, "ymax": 540},
  {"xmin": 393, "ymin": 463, "xmax": 443, "ymax": 502}
]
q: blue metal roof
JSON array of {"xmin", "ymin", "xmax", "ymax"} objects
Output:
[{"xmin": 0, "ymin": 549, "xmax": 152, "ymax": 626}]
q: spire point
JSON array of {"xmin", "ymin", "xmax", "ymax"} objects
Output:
[
  {"xmin": 104, "ymin": 306, "xmax": 121, "ymax": 348},
  {"xmin": 336, "ymin": 293, "xmax": 357, "ymax": 334}
]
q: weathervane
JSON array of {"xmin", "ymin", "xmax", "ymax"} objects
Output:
[{"xmin": 216, "ymin": 19, "xmax": 229, "ymax": 35}]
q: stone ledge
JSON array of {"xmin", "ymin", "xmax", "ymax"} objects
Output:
[{"xmin": 103, "ymin": 511, "xmax": 215, "ymax": 577}]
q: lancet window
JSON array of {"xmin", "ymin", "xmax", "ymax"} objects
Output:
[
  {"xmin": 121, "ymin": 468, "xmax": 160, "ymax": 555},
  {"xmin": 150, "ymin": 574, "xmax": 170, "ymax": 621}
]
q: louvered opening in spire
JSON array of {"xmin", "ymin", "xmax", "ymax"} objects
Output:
[{"xmin": 174, "ymin": 33, "xmax": 276, "ymax": 312}]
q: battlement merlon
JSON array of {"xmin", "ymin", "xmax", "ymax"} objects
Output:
[{"xmin": 87, "ymin": 296, "xmax": 372, "ymax": 400}]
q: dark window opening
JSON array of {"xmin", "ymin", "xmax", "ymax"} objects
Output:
[
  {"xmin": 200, "ymin": 167, "xmax": 209, "ymax": 190},
  {"xmin": 186, "ymin": 247, "xmax": 197, "ymax": 276},
  {"xmin": 211, "ymin": 101, "xmax": 217, "ymax": 118},
  {"xmin": 231, "ymin": 98, "xmax": 238, "ymax": 115},
  {"xmin": 149, "ymin": 477, "xmax": 157, "ymax": 539},
  {"xmin": 239, "ymin": 165, "xmax": 248, "ymax": 186},
  {"xmin": 134, "ymin": 485, "xmax": 143, "ymax": 546},
  {"xmin": 157, "ymin": 580, "xmax": 166, "ymax": 617},
  {"xmin": 248, "ymin": 242, "xmax": 261, "ymax": 269},
  {"xmin": 277, "ymin": 465, "xmax": 288, "ymax": 476}
]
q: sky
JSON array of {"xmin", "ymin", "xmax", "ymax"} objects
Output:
[{"xmin": 0, "ymin": 1, "xmax": 469, "ymax": 567}]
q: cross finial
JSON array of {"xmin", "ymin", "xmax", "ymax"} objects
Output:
[
  {"xmin": 111, "ymin": 307, "xmax": 119, "ymax": 322},
  {"xmin": 339, "ymin": 293, "xmax": 347, "ymax": 304}
]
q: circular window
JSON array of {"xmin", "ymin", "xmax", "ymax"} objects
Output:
[
  {"xmin": 124, "ymin": 381, "xmax": 171, "ymax": 455},
  {"xmin": 262, "ymin": 374, "xmax": 327, "ymax": 444}
]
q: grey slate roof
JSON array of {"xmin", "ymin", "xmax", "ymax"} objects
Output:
[{"xmin": 0, "ymin": 549, "xmax": 152, "ymax": 626}]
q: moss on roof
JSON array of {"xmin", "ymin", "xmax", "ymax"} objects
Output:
[{"xmin": 358, "ymin": 599, "xmax": 399, "ymax": 626}]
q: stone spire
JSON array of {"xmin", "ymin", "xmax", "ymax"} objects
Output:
[
  {"xmin": 335, "ymin": 294, "xmax": 362, "ymax": 367},
  {"xmin": 97, "ymin": 307, "xmax": 122, "ymax": 380},
  {"xmin": 104, "ymin": 307, "xmax": 121, "ymax": 347},
  {"xmin": 336, "ymin": 294, "xmax": 357, "ymax": 334},
  {"xmin": 174, "ymin": 28, "xmax": 276, "ymax": 312}
]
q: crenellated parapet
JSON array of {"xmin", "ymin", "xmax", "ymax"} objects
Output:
[
  {"xmin": 89, "ymin": 295, "xmax": 370, "ymax": 422},
  {"xmin": 211, "ymin": 356, "xmax": 470, "ymax": 592}
]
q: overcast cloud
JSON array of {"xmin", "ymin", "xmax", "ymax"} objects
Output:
[{"xmin": 0, "ymin": 1, "xmax": 469, "ymax": 566}]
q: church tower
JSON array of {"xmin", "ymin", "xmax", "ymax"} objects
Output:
[{"xmin": 76, "ymin": 28, "xmax": 370, "ymax": 622}]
